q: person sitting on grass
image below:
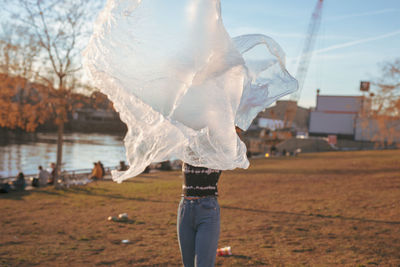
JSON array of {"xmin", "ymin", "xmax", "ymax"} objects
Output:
[
  {"xmin": 0, "ymin": 181, "xmax": 11, "ymax": 193},
  {"xmin": 90, "ymin": 162, "xmax": 103, "ymax": 181},
  {"xmin": 118, "ymin": 161, "xmax": 128, "ymax": 171},
  {"xmin": 48, "ymin": 162, "xmax": 56, "ymax": 185},
  {"xmin": 98, "ymin": 161, "xmax": 105, "ymax": 178},
  {"xmin": 13, "ymin": 172, "xmax": 26, "ymax": 191},
  {"xmin": 38, "ymin": 166, "xmax": 51, "ymax": 187}
]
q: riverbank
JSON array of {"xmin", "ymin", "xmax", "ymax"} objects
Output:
[
  {"xmin": 0, "ymin": 132, "xmax": 127, "ymax": 178},
  {"xmin": 1, "ymin": 150, "xmax": 399, "ymax": 266}
]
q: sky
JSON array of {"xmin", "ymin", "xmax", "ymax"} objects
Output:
[
  {"xmin": 1, "ymin": 0, "xmax": 399, "ymax": 109},
  {"xmin": 220, "ymin": 0, "xmax": 400, "ymax": 107}
]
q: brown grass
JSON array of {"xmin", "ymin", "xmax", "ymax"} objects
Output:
[{"xmin": 1, "ymin": 150, "xmax": 400, "ymax": 266}]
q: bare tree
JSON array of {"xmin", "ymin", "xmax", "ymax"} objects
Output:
[
  {"xmin": 0, "ymin": 24, "xmax": 37, "ymax": 77},
  {"xmin": 374, "ymin": 59, "xmax": 400, "ymax": 115},
  {"xmin": 3, "ymin": 0, "xmax": 101, "ymax": 187},
  {"xmin": 364, "ymin": 58, "xmax": 400, "ymax": 147}
]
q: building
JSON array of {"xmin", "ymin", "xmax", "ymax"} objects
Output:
[
  {"xmin": 309, "ymin": 93, "xmax": 400, "ymax": 144},
  {"xmin": 237, "ymin": 101, "xmax": 311, "ymax": 155},
  {"xmin": 69, "ymin": 108, "xmax": 127, "ymax": 132},
  {"xmin": 309, "ymin": 94, "xmax": 370, "ymax": 138},
  {"xmin": 257, "ymin": 100, "xmax": 311, "ymax": 131}
]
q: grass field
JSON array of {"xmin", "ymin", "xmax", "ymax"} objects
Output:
[{"xmin": 1, "ymin": 150, "xmax": 400, "ymax": 266}]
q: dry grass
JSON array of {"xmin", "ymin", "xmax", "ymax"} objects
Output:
[{"xmin": 1, "ymin": 150, "xmax": 400, "ymax": 266}]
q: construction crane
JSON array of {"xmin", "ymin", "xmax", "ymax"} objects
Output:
[{"xmin": 284, "ymin": 0, "xmax": 324, "ymax": 128}]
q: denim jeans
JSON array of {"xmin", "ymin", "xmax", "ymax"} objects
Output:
[{"xmin": 177, "ymin": 197, "xmax": 220, "ymax": 267}]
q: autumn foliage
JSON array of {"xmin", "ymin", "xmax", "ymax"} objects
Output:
[
  {"xmin": 0, "ymin": 73, "xmax": 115, "ymax": 132},
  {"xmin": 0, "ymin": 74, "xmax": 53, "ymax": 132}
]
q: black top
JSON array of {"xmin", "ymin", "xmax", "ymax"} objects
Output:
[{"xmin": 182, "ymin": 163, "xmax": 221, "ymax": 197}]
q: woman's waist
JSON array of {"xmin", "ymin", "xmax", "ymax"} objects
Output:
[
  {"xmin": 181, "ymin": 196, "xmax": 218, "ymax": 205},
  {"xmin": 183, "ymin": 195, "xmax": 217, "ymax": 200},
  {"xmin": 182, "ymin": 188, "xmax": 218, "ymax": 198}
]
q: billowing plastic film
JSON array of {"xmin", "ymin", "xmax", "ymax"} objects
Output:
[{"xmin": 83, "ymin": 0, "xmax": 298, "ymax": 182}]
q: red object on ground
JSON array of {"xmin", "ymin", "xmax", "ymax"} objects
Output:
[{"xmin": 216, "ymin": 246, "xmax": 232, "ymax": 256}]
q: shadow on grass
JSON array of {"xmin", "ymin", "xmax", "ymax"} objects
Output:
[
  {"xmin": 100, "ymin": 179, "xmax": 147, "ymax": 184},
  {"xmin": 240, "ymin": 167, "xmax": 400, "ymax": 176},
  {"xmin": 95, "ymin": 259, "xmax": 122, "ymax": 266},
  {"xmin": 49, "ymin": 186, "xmax": 173, "ymax": 204},
  {"xmin": 136, "ymin": 172, "xmax": 179, "ymax": 180},
  {"xmin": 221, "ymin": 205, "xmax": 400, "ymax": 225},
  {"xmin": 217, "ymin": 254, "xmax": 268, "ymax": 266},
  {"xmin": 0, "ymin": 241, "xmax": 25, "ymax": 247},
  {"xmin": 0, "ymin": 190, "xmax": 31, "ymax": 200},
  {"xmin": 95, "ymin": 257, "xmax": 152, "ymax": 266},
  {"xmin": 1, "ymin": 182, "xmax": 176, "ymax": 204}
]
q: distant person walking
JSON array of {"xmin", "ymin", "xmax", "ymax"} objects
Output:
[{"xmin": 38, "ymin": 166, "xmax": 51, "ymax": 187}]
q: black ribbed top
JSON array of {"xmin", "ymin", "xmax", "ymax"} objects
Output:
[{"xmin": 182, "ymin": 163, "xmax": 221, "ymax": 197}]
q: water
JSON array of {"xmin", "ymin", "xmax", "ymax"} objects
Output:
[{"xmin": 0, "ymin": 132, "xmax": 126, "ymax": 178}]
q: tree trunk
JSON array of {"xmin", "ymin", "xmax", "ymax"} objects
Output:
[
  {"xmin": 54, "ymin": 76, "xmax": 65, "ymax": 188},
  {"xmin": 54, "ymin": 118, "xmax": 64, "ymax": 188}
]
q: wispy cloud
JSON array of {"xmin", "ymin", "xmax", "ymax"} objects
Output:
[
  {"xmin": 229, "ymin": 27, "xmax": 356, "ymax": 41},
  {"xmin": 286, "ymin": 30, "xmax": 400, "ymax": 65},
  {"xmin": 326, "ymin": 9, "xmax": 399, "ymax": 21},
  {"xmin": 314, "ymin": 30, "xmax": 400, "ymax": 55}
]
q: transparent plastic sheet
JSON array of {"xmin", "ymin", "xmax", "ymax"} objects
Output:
[{"xmin": 83, "ymin": 0, "xmax": 298, "ymax": 183}]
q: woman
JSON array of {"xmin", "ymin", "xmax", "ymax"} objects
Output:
[{"xmin": 177, "ymin": 162, "xmax": 222, "ymax": 267}]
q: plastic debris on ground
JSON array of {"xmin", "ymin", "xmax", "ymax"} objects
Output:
[{"xmin": 217, "ymin": 246, "xmax": 232, "ymax": 256}]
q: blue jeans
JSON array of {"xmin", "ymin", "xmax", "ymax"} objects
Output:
[{"xmin": 177, "ymin": 197, "xmax": 220, "ymax": 267}]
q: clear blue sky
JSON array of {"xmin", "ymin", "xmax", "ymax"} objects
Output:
[{"xmin": 221, "ymin": 0, "xmax": 400, "ymax": 107}]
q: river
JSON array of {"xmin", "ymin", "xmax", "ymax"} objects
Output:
[{"xmin": 0, "ymin": 132, "xmax": 126, "ymax": 178}]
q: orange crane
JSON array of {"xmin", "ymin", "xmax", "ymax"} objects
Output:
[{"xmin": 285, "ymin": 0, "xmax": 324, "ymax": 128}]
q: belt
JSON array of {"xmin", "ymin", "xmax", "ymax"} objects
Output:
[
  {"xmin": 183, "ymin": 196, "xmax": 216, "ymax": 200},
  {"xmin": 184, "ymin": 196, "xmax": 203, "ymax": 200}
]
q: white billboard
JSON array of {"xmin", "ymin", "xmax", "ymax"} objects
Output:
[{"xmin": 309, "ymin": 111, "xmax": 355, "ymax": 135}]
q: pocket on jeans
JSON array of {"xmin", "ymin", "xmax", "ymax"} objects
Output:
[{"xmin": 200, "ymin": 198, "xmax": 217, "ymax": 210}]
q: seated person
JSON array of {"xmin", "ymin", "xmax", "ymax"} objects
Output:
[
  {"xmin": 118, "ymin": 161, "xmax": 128, "ymax": 171},
  {"xmin": 13, "ymin": 172, "xmax": 26, "ymax": 191},
  {"xmin": 90, "ymin": 162, "xmax": 103, "ymax": 180},
  {"xmin": 38, "ymin": 165, "xmax": 51, "ymax": 187}
]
